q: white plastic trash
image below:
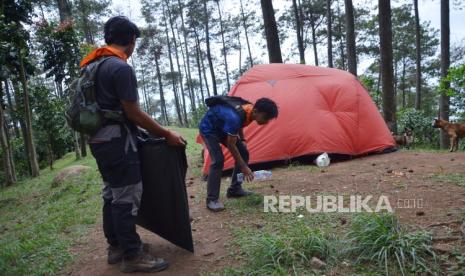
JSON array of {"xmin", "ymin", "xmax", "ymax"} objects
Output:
[
  {"xmin": 315, "ymin": 153, "xmax": 330, "ymax": 167},
  {"xmin": 237, "ymin": 170, "xmax": 272, "ymax": 182}
]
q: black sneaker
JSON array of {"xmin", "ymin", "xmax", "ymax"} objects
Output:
[
  {"xmin": 107, "ymin": 245, "xmax": 124, "ymax": 265},
  {"xmin": 226, "ymin": 189, "xmax": 254, "ymax": 198},
  {"xmin": 120, "ymin": 251, "xmax": 169, "ymax": 273},
  {"xmin": 206, "ymin": 200, "xmax": 225, "ymax": 212},
  {"xmin": 107, "ymin": 243, "xmax": 150, "ymax": 265}
]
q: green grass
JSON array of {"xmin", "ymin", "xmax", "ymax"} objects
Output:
[
  {"xmin": 169, "ymin": 126, "xmax": 204, "ymax": 177},
  {"xmin": 0, "ymin": 127, "xmax": 202, "ymax": 276},
  {"xmin": 0, "ymin": 152, "xmax": 101, "ymax": 275},
  {"xmin": 218, "ymin": 175, "xmax": 440, "ymax": 275},
  {"xmin": 347, "ymin": 213, "xmax": 438, "ymax": 275},
  {"xmin": 429, "ymin": 172, "xmax": 465, "ymax": 187}
]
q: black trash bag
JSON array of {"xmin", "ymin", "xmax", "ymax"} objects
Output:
[{"xmin": 136, "ymin": 133, "xmax": 194, "ymax": 253}]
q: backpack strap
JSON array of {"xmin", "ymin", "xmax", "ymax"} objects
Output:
[{"xmin": 90, "ymin": 56, "xmax": 125, "ymax": 123}]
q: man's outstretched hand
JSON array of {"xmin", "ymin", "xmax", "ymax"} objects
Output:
[
  {"xmin": 166, "ymin": 130, "xmax": 187, "ymax": 147},
  {"xmin": 241, "ymin": 165, "xmax": 254, "ymax": 182}
]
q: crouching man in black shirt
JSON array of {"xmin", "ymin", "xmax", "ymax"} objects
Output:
[{"xmin": 82, "ymin": 16, "xmax": 186, "ymax": 273}]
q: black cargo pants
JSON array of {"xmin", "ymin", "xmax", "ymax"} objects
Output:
[
  {"xmin": 201, "ymin": 133, "xmax": 249, "ymax": 203},
  {"xmin": 89, "ymin": 125, "xmax": 142, "ymax": 257}
]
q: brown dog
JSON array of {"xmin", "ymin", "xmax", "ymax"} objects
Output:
[
  {"xmin": 392, "ymin": 128, "xmax": 414, "ymax": 149},
  {"xmin": 432, "ymin": 118, "xmax": 465, "ymax": 152}
]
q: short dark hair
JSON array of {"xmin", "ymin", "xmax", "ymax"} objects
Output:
[
  {"xmin": 253, "ymin": 98, "xmax": 278, "ymax": 120},
  {"xmin": 104, "ymin": 16, "xmax": 140, "ymax": 46}
]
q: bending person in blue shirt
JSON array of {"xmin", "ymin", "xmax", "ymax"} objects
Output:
[{"xmin": 199, "ymin": 97, "xmax": 278, "ymax": 212}]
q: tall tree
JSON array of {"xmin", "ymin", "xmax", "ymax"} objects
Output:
[
  {"xmin": 292, "ymin": 0, "xmax": 305, "ymax": 64},
  {"xmin": 19, "ymin": 52, "xmax": 40, "ymax": 176},
  {"xmin": 0, "ymin": 82, "xmax": 17, "ymax": 186},
  {"xmin": 162, "ymin": 3, "xmax": 184, "ymax": 126},
  {"xmin": 166, "ymin": 1, "xmax": 188, "ymax": 125},
  {"xmin": 379, "ymin": 0, "xmax": 396, "ymax": 133},
  {"xmin": 215, "ymin": 0, "xmax": 231, "ymax": 91},
  {"xmin": 203, "ymin": 0, "xmax": 218, "ymax": 95},
  {"xmin": 413, "ymin": 0, "xmax": 422, "ymax": 110},
  {"xmin": 335, "ymin": 0, "xmax": 346, "ymax": 69},
  {"xmin": 73, "ymin": 0, "xmax": 110, "ymax": 45},
  {"xmin": 327, "ymin": 0, "xmax": 333, "ymax": 67},
  {"xmin": 56, "ymin": 0, "xmax": 73, "ymax": 22},
  {"xmin": 260, "ymin": 0, "xmax": 283, "ymax": 63},
  {"xmin": 439, "ymin": 0, "xmax": 450, "ymax": 149},
  {"xmin": 344, "ymin": 0, "xmax": 357, "ymax": 75},
  {"xmin": 177, "ymin": 0, "xmax": 197, "ymax": 112},
  {"xmin": 239, "ymin": 0, "xmax": 254, "ymax": 67}
]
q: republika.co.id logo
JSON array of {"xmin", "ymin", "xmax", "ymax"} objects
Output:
[{"xmin": 263, "ymin": 195, "xmax": 415, "ymax": 213}]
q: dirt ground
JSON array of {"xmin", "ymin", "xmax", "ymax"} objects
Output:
[{"xmin": 66, "ymin": 150, "xmax": 465, "ymax": 275}]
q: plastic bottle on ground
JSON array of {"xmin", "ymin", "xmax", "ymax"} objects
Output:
[{"xmin": 237, "ymin": 170, "xmax": 272, "ymax": 182}]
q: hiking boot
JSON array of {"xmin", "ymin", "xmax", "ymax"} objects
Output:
[
  {"xmin": 107, "ymin": 245, "xmax": 124, "ymax": 265},
  {"xmin": 107, "ymin": 243, "xmax": 150, "ymax": 265},
  {"xmin": 120, "ymin": 251, "xmax": 169, "ymax": 273},
  {"xmin": 206, "ymin": 200, "xmax": 225, "ymax": 212},
  {"xmin": 226, "ymin": 188, "xmax": 254, "ymax": 198}
]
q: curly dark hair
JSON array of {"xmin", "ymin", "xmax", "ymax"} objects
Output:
[
  {"xmin": 253, "ymin": 98, "xmax": 279, "ymax": 120},
  {"xmin": 104, "ymin": 16, "xmax": 140, "ymax": 46}
]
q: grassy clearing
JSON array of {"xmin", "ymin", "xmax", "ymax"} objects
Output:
[
  {"xmin": 220, "ymin": 188, "xmax": 439, "ymax": 275},
  {"xmin": 348, "ymin": 213, "xmax": 437, "ymax": 275},
  {"xmin": 0, "ymin": 152, "xmax": 101, "ymax": 275},
  {"xmin": 0, "ymin": 127, "xmax": 201, "ymax": 276},
  {"xmin": 429, "ymin": 172, "xmax": 465, "ymax": 187}
]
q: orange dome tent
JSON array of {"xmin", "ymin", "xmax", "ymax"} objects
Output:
[{"xmin": 197, "ymin": 64, "xmax": 395, "ymax": 174}]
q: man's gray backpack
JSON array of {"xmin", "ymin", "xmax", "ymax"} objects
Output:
[{"xmin": 65, "ymin": 57, "xmax": 124, "ymax": 135}]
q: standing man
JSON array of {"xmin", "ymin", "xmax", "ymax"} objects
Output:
[
  {"xmin": 199, "ymin": 97, "xmax": 278, "ymax": 212},
  {"xmin": 82, "ymin": 16, "xmax": 185, "ymax": 273}
]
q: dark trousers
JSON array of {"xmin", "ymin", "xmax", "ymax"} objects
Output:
[
  {"xmin": 90, "ymin": 130, "xmax": 142, "ymax": 257},
  {"xmin": 201, "ymin": 134, "xmax": 249, "ymax": 202}
]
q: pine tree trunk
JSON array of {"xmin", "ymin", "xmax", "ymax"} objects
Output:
[
  {"xmin": 163, "ymin": 4, "xmax": 183, "ymax": 126},
  {"xmin": 47, "ymin": 135, "xmax": 54, "ymax": 170},
  {"xmin": 4, "ymin": 80, "xmax": 20, "ymax": 138},
  {"xmin": 79, "ymin": 0, "xmax": 95, "ymax": 44},
  {"xmin": 309, "ymin": 11, "xmax": 319, "ymax": 66},
  {"xmin": 413, "ymin": 0, "xmax": 422, "ymax": 110},
  {"xmin": 327, "ymin": 0, "xmax": 333, "ymax": 68},
  {"xmin": 336, "ymin": 0, "xmax": 346, "ymax": 70},
  {"xmin": 240, "ymin": 0, "xmax": 254, "ymax": 67},
  {"xmin": 204, "ymin": 0, "xmax": 218, "ymax": 95},
  {"xmin": 292, "ymin": 0, "xmax": 305, "ymax": 64},
  {"xmin": 19, "ymin": 54, "xmax": 40, "ymax": 177},
  {"xmin": 194, "ymin": 38, "xmax": 205, "ymax": 105},
  {"xmin": 140, "ymin": 65, "xmax": 150, "ymax": 114},
  {"xmin": 379, "ymin": 0, "xmax": 396, "ymax": 133},
  {"xmin": 178, "ymin": 0, "xmax": 197, "ymax": 111},
  {"xmin": 56, "ymin": 0, "xmax": 72, "ymax": 22},
  {"xmin": 0, "ymin": 82, "xmax": 17, "ymax": 186},
  {"xmin": 80, "ymin": 133, "xmax": 87, "ymax": 157},
  {"xmin": 153, "ymin": 45, "xmax": 170, "ymax": 125},
  {"xmin": 216, "ymin": 0, "xmax": 231, "ymax": 91},
  {"xmin": 238, "ymin": 28, "xmax": 243, "ymax": 74},
  {"xmin": 74, "ymin": 131, "xmax": 81, "ymax": 160},
  {"xmin": 345, "ymin": 0, "xmax": 357, "ymax": 76},
  {"xmin": 440, "ymin": 0, "xmax": 450, "ymax": 149},
  {"xmin": 194, "ymin": 27, "xmax": 210, "ymax": 100},
  {"xmin": 260, "ymin": 0, "xmax": 283, "ymax": 63},
  {"xmin": 401, "ymin": 59, "xmax": 406, "ymax": 108},
  {"xmin": 166, "ymin": 3, "xmax": 188, "ymax": 125},
  {"xmin": 175, "ymin": 21, "xmax": 196, "ymax": 113},
  {"xmin": 12, "ymin": 81, "xmax": 32, "ymax": 174}
]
